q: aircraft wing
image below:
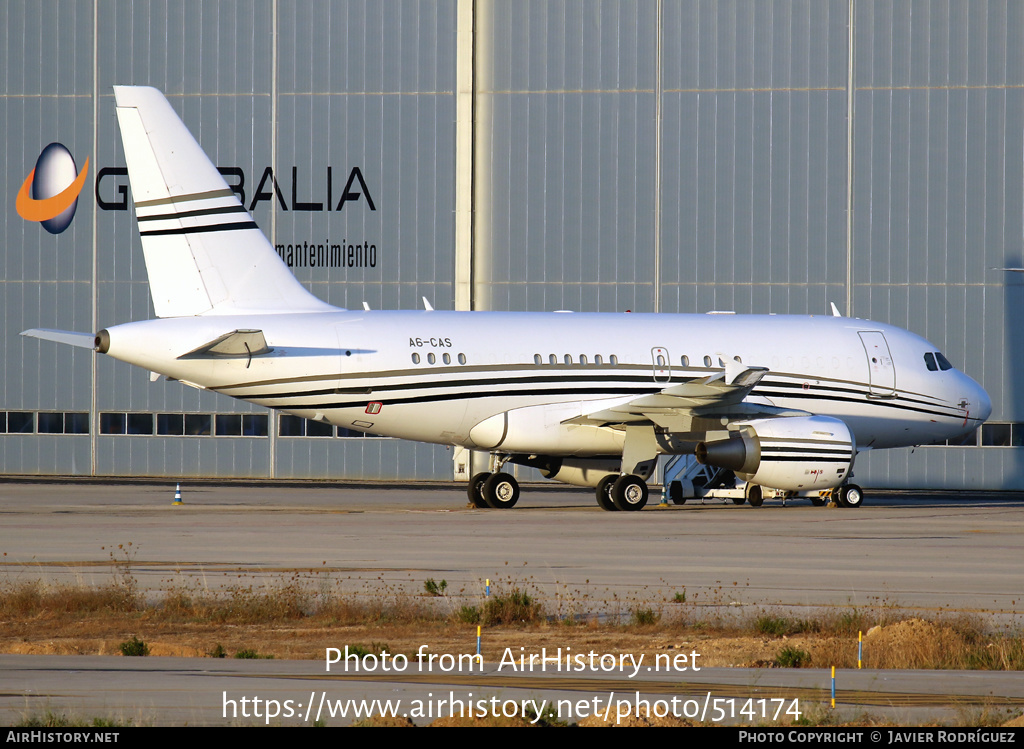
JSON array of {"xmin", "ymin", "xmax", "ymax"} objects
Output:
[{"xmin": 565, "ymin": 365, "xmax": 808, "ymax": 433}]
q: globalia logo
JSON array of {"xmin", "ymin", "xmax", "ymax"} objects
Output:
[{"xmin": 16, "ymin": 143, "xmax": 90, "ymax": 234}]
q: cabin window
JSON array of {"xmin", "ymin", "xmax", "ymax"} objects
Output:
[
  {"xmin": 443, "ymin": 353, "xmax": 451, "ymax": 365},
  {"xmin": 580, "ymin": 354, "xmax": 588, "ymax": 365},
  {"xmin": 534, "ymin": 354, "xmax": 542, "ymax": 365},
  {"xmin": 610, "ymin": 355, "xmax": 618, "ymax": 366},
  {"xmin": 458, "ymin": 353, "xmax": 467, "ymax": 365},
  {"xmin": 924, "ymin": 352, "xmax": 937, "ymax": 371},
  {"xmin": 427, "ymin": 353, "xmax": 436, "ymax": 365},
  {"xmin": 681, "ymin": 355, "xmax": 689, "ymax": 367},
  {"xmin": 549, "ymin": 354, "xmax": 557, "ymax": 365},
  {"xmin": 411, "ymin": 353, "xmax": 420, "ymax": 364},
  {"xmin": 656, "ymin": 354, "xmax": 666, "ymax": 366},
  {"xmin": 703, "ymin": 355, "xmax": 712, "ymax": 368},
  {"xmin": 595, "ymin": 354, "xmax": 604, "ymax": 365}
]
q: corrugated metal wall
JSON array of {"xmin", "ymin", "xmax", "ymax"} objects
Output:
[{"xmin": 1, "ymin": 1, "xmax": 1022, "ymax": 488}]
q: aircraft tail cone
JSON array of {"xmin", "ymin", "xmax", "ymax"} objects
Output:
[{"xmin": 172, "ymin": 483, "xmax": 183, "ymax": 505}]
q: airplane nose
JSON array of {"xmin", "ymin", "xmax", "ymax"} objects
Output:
[
  {"xmin": 961, "ymin": 373, "xmax": 992, "ymax": 424},
  {"xmin": 974, "ymin": 382, "xmax": 992, "ymax": 423}
]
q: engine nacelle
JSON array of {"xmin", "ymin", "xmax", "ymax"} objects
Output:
[{"xmin": 695, "ymin": 415, "xmax": 854, "ymax": 492}]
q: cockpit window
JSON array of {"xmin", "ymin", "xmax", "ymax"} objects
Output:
[
  {"xmin": 924, "ymin": 352, "xmax": 937, "ymax": 371},
  {"xmin": 935, "ymin": 352, "xmax": 954, "ymax": 371}
]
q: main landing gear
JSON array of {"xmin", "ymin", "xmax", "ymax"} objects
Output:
[
  {"xmin": 595, "ymin": 474, "xmax": 649, "ymax": 512},
  {"xmin": 468, "ymin": 471, "xmax": 521, "ymax": 509}
]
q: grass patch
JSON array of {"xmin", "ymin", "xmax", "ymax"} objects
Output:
[
  {"xmin": 234, "ymin": 649, "xmax": 274, "ymax": 659},
  {"xmin": 423, "ymin": 578, "xmax": 447, "ymax": 597},
  {"xmin": 3, "ymin": 574, "xmax": 1023, "ymax": 674},
  {"xmin": 776, "ymin": 645, "xmax": 810, "ymax": 668},
  {"xmin": 15, "ymin": 710, "xmax": 132, "ymax": 728},
  {"xmin": 755, "ymin": 613, "xmax": 815, "ymax": 637},
  {"xmin": 630, "ymin": 607, "xmax": 660, "ymax": 626},
  {"xmin": 483, "ymin": 587, "xmax": 541, "ymax": 625},
  {"xmin": 119, "ymin": 636, "xmax": 149, "ymax": 657}
]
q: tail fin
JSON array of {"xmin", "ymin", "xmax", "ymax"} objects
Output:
[{"xmin": 113, "ymin": 86, "xmax": 333, "ymax": 317}]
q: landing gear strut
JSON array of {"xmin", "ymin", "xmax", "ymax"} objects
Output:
[{"xmin": 467, "ymin": 454, "xmax": 521, "ymax": 509}]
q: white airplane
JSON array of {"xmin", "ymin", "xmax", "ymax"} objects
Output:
[{"xmin": 24, "ymin": 86, "xmax": 991, "ymax": 511}]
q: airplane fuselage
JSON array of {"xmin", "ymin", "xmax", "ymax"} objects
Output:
[{"xmin": 99, "ymin": 310, "xmax": 988, "ymax": 456}]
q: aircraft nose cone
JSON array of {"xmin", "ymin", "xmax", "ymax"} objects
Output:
[{"xmin": 974, "ymin": 382, "xmax": 992, "ymax": 423}]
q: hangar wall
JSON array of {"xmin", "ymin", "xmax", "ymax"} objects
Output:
[{"xmin": 1, "ymin": 1, "xmax": 1021, "ymax": 489}]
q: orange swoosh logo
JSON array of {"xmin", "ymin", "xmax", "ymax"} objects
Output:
[{"xmin": 15, "ymin": 158, "xmax": 90, "ymax": 222}]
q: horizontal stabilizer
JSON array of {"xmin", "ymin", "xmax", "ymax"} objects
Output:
[
  {"xmin": 21, "ymin": 328, "xmax": 95, "ymax": 349},
  {"xmin": 178, "ymin": 329, "xmax": 271, "ymax": 359}
]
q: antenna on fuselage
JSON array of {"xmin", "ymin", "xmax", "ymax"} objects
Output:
[{"xmin": 829, "ymin": 302, "xmax": 843, "ymax": 317}]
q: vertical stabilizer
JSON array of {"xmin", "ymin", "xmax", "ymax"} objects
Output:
[{"xmin": 112, "ymin": 86, "xmax": 334, "ymax": 317}]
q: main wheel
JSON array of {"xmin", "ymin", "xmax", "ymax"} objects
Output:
[
  {"xmin": 810, "ymin": 495, "xmax": 827, "ymax": 507},
  {"xmin": 669, "ymin": 481, "xmax": 687, "ymax": 505},
  {"xmin": 612, "ymin": 475, "xmax": 648, "ymax": 511},
  {"xmin": 483, "ymin": 472, "xmax": 520, "ymax": 509},
  {"xmin": 595, "ymin": 475, "xmax": 618, "ymax": 511},
  {"xmin": 745, "ymin": 483, "xmax": 764, "ymax": 507},
  {"xmin": 839, "ymin": 484, "xmax": 863, "ymax": 508},
  {"xmin": 468, "ymin": 472, "xmax": 490, "ymax": 508}
]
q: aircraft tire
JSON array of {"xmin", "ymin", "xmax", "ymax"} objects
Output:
[
  {"xmin": 840, "ymin": 484, "xmax": 863, "ymax": 508},
  {"xmin": 810, "ymin": 495, "xmax": 827, "ymax": 507},
  {"xmin": 612, "ymin": 475, "xmax": 648, "ymax": 511},
  {"xmin": 745, "ymin": 483, "xmax": 764, "ymax": 507},
  {"xmin": 596, "ymin": 475, "xmax": 618, "ymax": 511},
  {"xmin": 468, "ymin": 472, "xmax": 490, "ymax": 508},
  {"xmin": 731, "ymin": 496, "xmax": 747, "ymax": 505},
  {"xmin": 483, "ymin": 472, "xmax": 520, "ymax": 509}
]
